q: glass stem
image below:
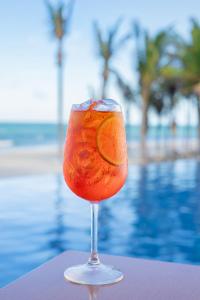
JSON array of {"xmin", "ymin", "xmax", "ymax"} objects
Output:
[{"xmin": 88, "ymin": 203, "xmax": 100, "ymax": 266}]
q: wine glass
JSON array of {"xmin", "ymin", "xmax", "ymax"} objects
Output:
[{"xmin": 63, "ymin": 99, "xmax": 128, "ymax": 285}]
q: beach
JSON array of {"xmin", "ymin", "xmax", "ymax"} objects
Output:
[
  {"xmin": 0, "ymin": 139, "xmax": 199, "ymax": 178},
  {"xmin": 0, "ymin": 122, "xmax": 199, "ymax": 178},
  {"xmin": 0, "ymin": 145, "xmax": 61, "ymax": 178}
]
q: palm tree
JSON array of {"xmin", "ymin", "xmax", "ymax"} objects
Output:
[
  {"xmin": 45, "ymin": 0, "xmax": 74, "ymax": 159},
  {"xmin": 165, "ymin": 81, "xmax": 179, "ymax": 143},
  {"xmin": 94, "ymin": 19, "xmax": 129, "ymax": 99},
  {"xmin": 132, "ymin": 22, "xmax": 172, "ymax": 155},
  {"xmin": 180, "ymin": 18, "xmax": 200, "ymax": 148},
  {"xmin": 161, "ymin": 65, "xmax": 181, "ymax": 118},
  {"xmin": 112, "ymin": 70, "xmax": 135, "ymax": 125},
  {"xmin": 149, "ymin": 88, "xmax": 165, "ymax": 141}
]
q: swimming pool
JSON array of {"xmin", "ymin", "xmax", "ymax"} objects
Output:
[{"xmin": 1, "ymin": 159, "xmax": 200, "ymax": 287}]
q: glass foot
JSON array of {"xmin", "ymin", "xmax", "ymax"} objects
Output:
[{"xmin": 64, "ymin": 263, "xmax": 123, "ymax": 285}]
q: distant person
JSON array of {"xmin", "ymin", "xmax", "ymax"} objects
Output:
[
  {"xmin": 171, "ymin": 119, "xmax": 177, "ymax": 154},
  {"xmin": 171, "ymin": 120, "xmax": 177, "ymax": 136}
]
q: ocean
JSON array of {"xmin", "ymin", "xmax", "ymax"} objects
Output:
[
  {"xmin": 0, "ymin": 123, "xmax": 62, "ymax": 148},
  {"xmin": 0, "ymin": 122, "xmax": 198, "ymax": 148}
]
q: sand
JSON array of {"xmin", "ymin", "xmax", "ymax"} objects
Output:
[
  {"xmin": 0, "ymin": 139, "xmax": 199, "ymax": 178},
  {"xmin": 0, "ymin": 145, "xmax": 61, "ymax": 178}
]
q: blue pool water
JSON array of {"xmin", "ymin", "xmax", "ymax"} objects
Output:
[{"xmin": 1, "ymin": 159, "xmax": 200, "ymax": 287}]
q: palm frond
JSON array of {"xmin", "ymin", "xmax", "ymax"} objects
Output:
[
  {"xmin": 154, "ymin": 31, "xmax": 168, "ymax": 52},
  {"xmin": 63, "ymin": 0, "xmax": 74, "ymax": 35},
  {"xmin": 112, "ymin": 69, "xmax": 135, "ymax": 103},
  {"xmin": 179, "ymin": 19, "xmax": 200, "ymax": 95},
  {"xmin": 45, "ymin": 0, "xmax": 56, "ymax": 32},
  {"xmin": 149, "ymin": 91, "xmax": 165, "ymax": 115},
  {"xmin": 190, "ymin": 17, "xmax": 200, "ymax": 30},
  {"xmin": 132, "ymin": 20, "xmax": 141, "ymax": 40},
  {"xmin": 108, "ymin": 18, "xmax": 123, "ymax": 45},
  {"xmin": 161, "ymin": 65, "xmax": 183, "ymax": 82},
  {"xmin": 93, "ymin": 21, "xmax": 109, "ymax": 58},
  {"xmin": 94, "ymin": 18, "xmax": 128, "ymax": 61},
  {"xmin": 45, "ymin": 0, "xmax": 74, "ymax": 40},
  {"xmin": 45, "ymin": 0, "xmax": 54, "ymax": 19},
  {"xmin": 115, "ymin": 33, "xmax": 130, "ymax": 51},
  {"xmin": 93, "ymin": 22, "xmax": 104, "ymax": 47}
]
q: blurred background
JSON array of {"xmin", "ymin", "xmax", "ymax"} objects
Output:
[{"xmin": 1, "ymin": 0, "xmax": 200, "ymax": 288}]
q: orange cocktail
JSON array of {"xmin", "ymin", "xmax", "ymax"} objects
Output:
[
  {"xmin": 63, "ymin": 99, "xmax": 127, "ymax": 285},
  {"xmin": 63, "ymin": 100, "xmax": 127, "ymax": 201}
]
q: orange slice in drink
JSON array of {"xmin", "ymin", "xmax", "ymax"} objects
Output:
[{"xmin": 97, "ymin": 115, "xmax": 127, "ymax": 166}]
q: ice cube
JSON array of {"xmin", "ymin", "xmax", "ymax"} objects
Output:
[
  {"xmin": 72, "ymin": 99, "xmax": 121, "ymax": 112},
  {"xmin": 72, "ymin": 99, "xmax": 93, "ymax": 111}
]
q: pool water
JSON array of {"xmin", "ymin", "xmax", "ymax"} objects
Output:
[{"xmin": 1, "ymin": 159, "xmax": 200, "ymax": 287}]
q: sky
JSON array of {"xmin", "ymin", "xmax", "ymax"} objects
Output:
[{"xmin": 0, "ymin": 0, "xmax": 200, "ymax": 124}]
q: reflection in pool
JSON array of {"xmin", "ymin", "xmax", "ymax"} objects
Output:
[{"xmin": 1, "ymin": 159, "xmax": 200, "ymax": 287}]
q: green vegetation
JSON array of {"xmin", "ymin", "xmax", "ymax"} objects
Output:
[
  {"xmin": 93, "ymin": 18, "xmax": 200, "ymax": 153},
  {"xmin": 45, "ymin": 2, "xmax": 200, "ymax": 154},
  {"xmin": 180, "ymin": 19, "xmax": 200, "ymax": 144},
  {"xmin": 93, "ymin": 19, "xmax": 129, "ymax": 99}
]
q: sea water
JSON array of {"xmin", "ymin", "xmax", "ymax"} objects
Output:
[{"xmin": 0, "ymin": 122, "xmax": 198, "ymax": 148}]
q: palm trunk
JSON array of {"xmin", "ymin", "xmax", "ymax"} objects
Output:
[
  {"xmin": 101, "ymin": 62, "xmax": 109, "ymax": 99},
  {"xmin": 57, "ymin": 39, "xmax": 64, "ymax": 160},
  {"xmin": 197, "ymin": 97, "xmax": 200, "ymax": 152},
  {"xmin": 141, "ymin": 88, "xmax": 149, "ymax": 160},
  {"xmin": 170, "ymin": 100, "xmax": 176, "ymax": 154},
  {"xmin": 186, "ymin": 98, "xmax": 190, "ymax": 152},
  {"xmin": 170, "ymin": 116, "xmax": 175, "ymax": 153},
  {"xmin": 157, "ymin": 114, "xmax": 161, "ymax": 152}
]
